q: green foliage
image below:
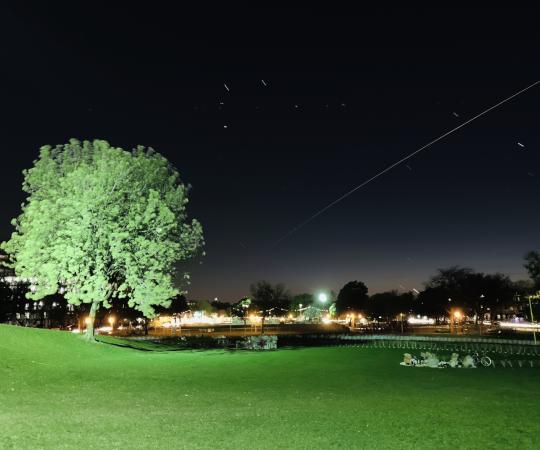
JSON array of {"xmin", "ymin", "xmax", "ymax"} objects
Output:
[
  {"xmin": 193, "ymin": 299, "xmax": 215, "ymax": 314},
  {"xmin": 303, "ymin": 305, "xmax": 323, "ymax": 320},
  {"xmin": 231, "ymin": 297, "xmax": 251, "ymax": 322},
  {"xmin": 2, "ymin": 139, "xmax": 204, "ymax": 317},
  {"xmin": 290, "ymin": 292, "xmax": 313, "ymax": 311},
  {"xmin": 328, "ymin": 302, "xmax": 336, "ymax": 317}
]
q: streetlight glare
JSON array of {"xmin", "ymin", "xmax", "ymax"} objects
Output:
[{"xmin": 318, "ymin": 293, "xmax": 328, "ymax": 303}]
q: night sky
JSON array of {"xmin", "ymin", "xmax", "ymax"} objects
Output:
[{"xmin": 1, "ymin": 6, "xmax": 539, "ymax": 301}]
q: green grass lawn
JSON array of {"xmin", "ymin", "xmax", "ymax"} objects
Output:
[{"xmin": 1, "ymin": 325, "xmax": 539, "ymax": 449}]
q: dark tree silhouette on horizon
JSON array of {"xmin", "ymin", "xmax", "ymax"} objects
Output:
[{"xmin": 335, "ymin": 280, "xmax": 368, "ymax": 314}]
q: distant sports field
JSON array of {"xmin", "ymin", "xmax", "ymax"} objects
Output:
[{"xmin": 1, "ymin": 325, "xmax": 539, "ymax": 449}]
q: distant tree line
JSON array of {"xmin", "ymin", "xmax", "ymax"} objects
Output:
[
  {"xmin": 3, "ymin": 251, "xmax": 540, "ymax": 327},
  {"xmin": 228, "ymin": 252, "xmax": 540, "ymax": 322}
]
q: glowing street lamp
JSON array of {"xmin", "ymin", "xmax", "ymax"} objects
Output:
[
  {"xmin": 318, "ymin": 293, "xmax": 328, "ymax": 304},
  {"xmin": 450, "ymin": 309, "xmax": 463, "ymax": 334},
  {"xmin": 108, "ymin": 316, "xmax": 115, "ymax": 330}
]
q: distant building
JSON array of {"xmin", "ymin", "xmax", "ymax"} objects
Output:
[{"xmin": 0, "ymin": 252, "xmax": 76, "ymax": 328}]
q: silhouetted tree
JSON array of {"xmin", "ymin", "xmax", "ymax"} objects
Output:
[
  {"xmin": 335, "ymin": 281, "xmax": 368, "ymax": 315},
  {"xmin": 211, "ymin": 300, "xmax": 231, "ymax": 315},
  {"xmin": 250, "ymin": 281, "xmax": 291, "ymax": 333},
  {"xmin": 524, "ymin": 251, "xmax": 540, "ymax": 289},
  {"xmin": 415, "ymin": 286, "xmax": 449, "ymax": 318},
  {"xmin": 0, "ymin": 280, "xmax": 13, "ymax": 322},
  {"xmin": 155, "ymin": 294, "xmax": 188, "ymax": 315},
  {"xmin": 421, "ymin": 266, "xmax": 516, "ymax": 321},
  {"xmin": 475, "ymin": 273, "xmax": 516, "ymax": 320},
  {"xmin": 232, "ymin": 297, "xmax": 251, "ymax": 325},
  {"xmin": 368, "ymin": 290, "xmax": 413, "ymax": 321}
]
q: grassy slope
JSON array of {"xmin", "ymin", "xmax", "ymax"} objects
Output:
[{"xmin": 1, "ymin": 325, "xmax": 539, "ymax": 449}]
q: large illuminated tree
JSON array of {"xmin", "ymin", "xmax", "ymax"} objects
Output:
[{"xmin": 2, "ymin": 139, "xmax": 204, "ymax": 339}]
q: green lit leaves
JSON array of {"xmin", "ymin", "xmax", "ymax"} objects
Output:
[{"xmin": 2, "ymin": 139, "xmax": 204, "ymax": 317}]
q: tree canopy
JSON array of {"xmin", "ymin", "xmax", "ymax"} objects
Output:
[
  {"xmin": 335, "ymin": 280, "xmax": 369, "ymax": 314},
  {"xmin": 524, "ymin": 251, "xmax": 540, "ymax": 290},
  {"xmin": 250, "ymin": 281, "xmax": 291, "ymax": 318},
  {"xmin": 368, "ymin": 291, "xmax": 413, "ymax": 320},
  {"xmin": 417, "ymin": 266, "xmax": 516, "ymax": 319},
  {"xmin": 2, "ymin": 139, "xmax": 204, "ymax": 338}
]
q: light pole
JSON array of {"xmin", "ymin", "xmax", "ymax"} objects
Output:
[
  {"xmin": 318, "ymin": 293, "xmax": 328, "ymax": 324},
  {"xmin": 453, "ymin": 310, "xmax": 462, "ymax": 334},
  {"xmin": 479, "ymin": 294, "xmax": 485, "ymax": 335},
  {"xmin": 528, "ymin": 294, "xmax": 537, "ymax": 345}
]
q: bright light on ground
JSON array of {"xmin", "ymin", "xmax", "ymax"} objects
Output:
[
  {"xmin": 407, "ymin": 316, "xmax": 435, "ymax": 325},
  {"xmin": 500, "ymin": 321, "xmax": 540, "ymax": 330}
]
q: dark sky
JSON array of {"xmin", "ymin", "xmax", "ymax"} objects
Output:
[{"xmin": 1, "ymin": 5, "xmax": 539, "ymax": 301}]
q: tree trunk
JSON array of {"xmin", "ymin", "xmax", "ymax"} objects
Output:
[{"xmin": 85, "ymin": 301, "xmax": 100, "ymax": 341}]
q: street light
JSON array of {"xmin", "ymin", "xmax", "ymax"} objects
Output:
[
  {"xmin": 528, "ymin": 294, "xmax": 538, "ymax": 345},
  {"xmin": 479, "ymin": 294, "xmax": 485, "ymax": 335},
  {"xmin": 316, "ymin": 293, "xmax": 329, "ymax": 325},
  {"xmin": 451, "ymin": 309, "xmax": 462, "ymax": 334}
]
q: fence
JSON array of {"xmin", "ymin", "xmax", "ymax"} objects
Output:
[{"xmin": 334, "ymin": 334, "xmax": 540, "ymax": 356}]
